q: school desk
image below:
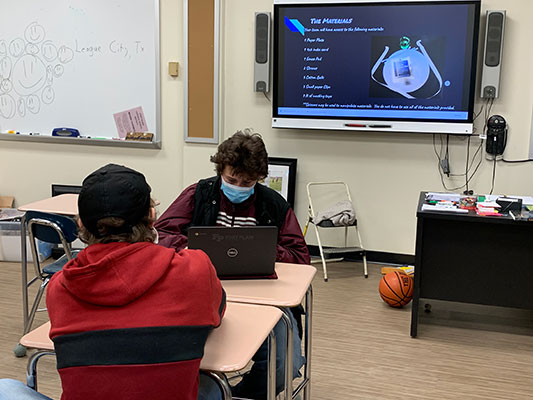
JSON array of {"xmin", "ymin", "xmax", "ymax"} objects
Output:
[
  {"xmin": 18, "ymin": 194, "xmax": 79, "ymax": 216},
  {"xmin": 222, "ymin": 262, "xmax": 317, "ymax": 400},
  {"xmin": 20, "ymin": 302, "xmax": 282, "ymax": 400},
  {"xmin": 412, "ymin": 191, "xmax": 533, "ymax": 337},
  {"xmin": 17, "ymin": 194, "xmax": 79, "ymax": 339}
]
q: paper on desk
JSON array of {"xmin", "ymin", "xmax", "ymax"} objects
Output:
[
  {"xmin": 477, "ymin": 206, "xmax": 498, "ymax": 213},
  {"xmin": 425, "ymin": 192, "xmax": 462, "ymax": 202},
  {"xmin": 477, "ymin": 201, "xmax": 500, "ymax": 208},
  {"xmin": 113, "ymin": 106, "xmax": 148, "ymax": 138},
  {"xmin": 421, "ymin": 204, "xmax": 468, "ymax": 213},
  {"xmin": 485, "ymin": 195, "xmax": 533, "ymax": 205},
  {"xmin": 0, "ymin": 208, "xmax": 24, "ymax": 221}
]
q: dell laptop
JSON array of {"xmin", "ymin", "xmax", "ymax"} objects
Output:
[{"xmin": 187, "ymin": 226, "xmax": 278, "ymax": 279}]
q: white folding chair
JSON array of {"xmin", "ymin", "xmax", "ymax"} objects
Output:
[{"xmin": 303, "ymin": 181, "xmax": 368, "ymax": 281}]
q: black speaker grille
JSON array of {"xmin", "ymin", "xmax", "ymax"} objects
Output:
[
  {"xmin": 485, "ymin": 12, "xmax": 503, "ymax": 67},
  {"xmin": 255, "ymin": 14, "xmax": 269, "ymax": 64}
]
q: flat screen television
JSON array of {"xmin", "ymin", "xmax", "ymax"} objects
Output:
[{"xmin": 273, "ymin": 0, "xmax": 481, "ymax": 134}]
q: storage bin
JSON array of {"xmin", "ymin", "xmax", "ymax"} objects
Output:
[{"xmin": 0, "ymin": 221, "xmax": 53, "ymax": 262}]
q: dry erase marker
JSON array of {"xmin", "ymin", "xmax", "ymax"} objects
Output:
[{"xmin": 344, "ymin": 123, "xmax": 366, "ymax": 128}]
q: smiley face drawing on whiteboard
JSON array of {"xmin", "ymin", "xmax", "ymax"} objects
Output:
[
  {"xmin": 0, "ymin": 40, "xmax": 7, "ymax": 56},
  {"xmin": 53, "ymin": 64, "xmax": 64, "ymax": 78},
  {"xmin": 0, "ymin": 79, "xmax": 13, "ymax": 94},
  {"xmin": 12, "ymin": 55, "xmax": 46, "ymax": 96},
  {"xmin": 26, "ymin": 94, "xmax": 41, "ymax": 114},
  {"xmin": 0, "ymin": 57, "xmax": 12, "ymax": 80},
  {"xmin": 57, "ymin": 46, "xmax": 74, "ymax": 64},
  {"xmin": 41, "ymin": 41, "xmax": 58, "ymax": 63},
  {"xmin": 41, "ymin": 86, "xmax": 54, "ymax": 105},
  {"xmin": 17, "ymin": 97, "xmax": 25, "ymax": 117},
  {"xmin": 9, "ymin": 38, "xmax": 26, "ymax": 58},
  {"xmin": 25, "ymin": 43, "xmax": 39, "ymax": 56},
  {"xmin": 0, "ymin": 95, "xmax": 16, "ymax": 119},
  {"xmin": 25, "ymin": 22, "xmax": 46, "ymax": 44},
  {"xmin": 0, "ymin": 22, "xmax": 74, "ymax": 119}
]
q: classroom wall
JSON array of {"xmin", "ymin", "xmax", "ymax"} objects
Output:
[
  {"xmin": 1, "ymin": 0, "xmax": 532, "ymax": 256},
  {"xmin": 222, "ymin": 0, "xmax": 533, "ymax": 254}
]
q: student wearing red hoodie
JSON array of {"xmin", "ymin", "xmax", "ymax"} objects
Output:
[
  {"xmin": 155, "ymin": 130, "xmax": 310, "ymax": 399},
  {"xmin": 0, "ymin": 164, "xmax": 226, "ymax": 400}
]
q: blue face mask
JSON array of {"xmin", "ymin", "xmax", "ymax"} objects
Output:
[{"xmin": 221, "ymin": 177, "xmax": 255, "ymax": 204}]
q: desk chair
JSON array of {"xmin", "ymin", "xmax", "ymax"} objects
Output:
[
  {"xmin": 303, "ymin": 181, "xmax": 368, "ymax": 281},
  {"xmin": 14, "ymin": 211, "xmax": 78, "ymax": 357}
]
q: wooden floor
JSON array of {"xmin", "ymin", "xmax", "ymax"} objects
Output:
[{"xmin": 1, "ymin": 260, "xmax": 533, "ymax": 399}]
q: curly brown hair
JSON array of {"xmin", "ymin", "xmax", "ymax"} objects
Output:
[
  {"xmin": 210, "ymin": 129, "xmax": 269, "ymax": 181},
  {"xmin": 78, "ymin": 199, "xmax": 157, "ymax": 245}
]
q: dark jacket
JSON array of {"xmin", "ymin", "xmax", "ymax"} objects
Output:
[
  {"xmin": 191, "ymin": 176, "xmax": 288, "ymax": 229},
  {"xmin": 155, "ymin": 176, "xmax": 310, "ymax": 265}
]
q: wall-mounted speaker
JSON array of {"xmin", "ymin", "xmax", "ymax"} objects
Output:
[
  {"xmin": 254, "ymin": 12, "xmax": 271, "ymax": 93},
  {"xmin": 480, "ymin": 10, "xmax": 506, "ymax": 99}
]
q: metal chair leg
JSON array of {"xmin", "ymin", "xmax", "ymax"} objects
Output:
[
  {"xmin": 26, "ymin": 350, "xmax": 55, "ymax": 391},
  {"xmin": 267, "ymin": 329, "xmax": 276, "ymax": 400},
  {"xmin": 303, "ymin": 287, "xmax": 313, "ymax": 400},
  {"xmin": 312, "ymin": 224, "xmax": 328, "ymax": 281},
  {"xmin": 356, "ymin": 227, "xmax": 368, "ymax": 278},
  {"xmin": 203, "ymin": 371, "xmax": 232, "ymax": 400},
  {"xmin": 280, "ymin": 311, "xmax": 294, "ymax": 400},
  {"xmin": 25, "ymin": 280, "xmax": 48, "ymax": 335}
]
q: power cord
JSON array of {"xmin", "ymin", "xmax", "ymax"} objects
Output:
[
  {"xmin": 442, "ymin": 135, "xmax": 450, "ymax": 177},
  {"xmin": 489, "ymin": 157, "xmax": 497, "ymax": 195},
  {"xmin": 464, "ymin": 135, "xmax": 471, "ymax": 193},
  {"xmin": 433, "ymin": 133, "xmax": 484, "ymax": 192},
  {"xmin": 432, "ymin": 99, "xmax": 490, "ymax": 193},
  {"xmin": 502, "ymin": 158, "xmax": 533, "ymax": 163}
]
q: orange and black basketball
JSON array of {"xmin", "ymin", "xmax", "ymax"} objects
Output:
[{"xmin": 379, "ymin": 271, "xmax": 414, "ymax": 307}]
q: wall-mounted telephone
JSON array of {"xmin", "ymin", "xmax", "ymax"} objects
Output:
[{"xmin": 486, "ymin": 115, "xmax": 507, "ymax": 156}]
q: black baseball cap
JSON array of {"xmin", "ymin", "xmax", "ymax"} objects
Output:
[{"xmin": 78, "ymin": 164, "xmax": 151, "ymax": 237}]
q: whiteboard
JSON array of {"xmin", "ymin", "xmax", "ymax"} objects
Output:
[{"xmin": 0, "ymin": 0, "xmax": 160, "ymax": 141}]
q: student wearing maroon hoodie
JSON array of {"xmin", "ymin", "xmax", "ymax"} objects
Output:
[
  {"xmin": 0, "ymin": 164, "xmax": 226, "ymax": 400},
  {"xmin": 155, "ymin": 129, "xmax": 310, "ymax": 399}
]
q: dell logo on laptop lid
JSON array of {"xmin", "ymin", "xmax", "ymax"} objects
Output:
[{"xmin": 227, "ymin": 248, "xmax": 238, "ymax": 258}]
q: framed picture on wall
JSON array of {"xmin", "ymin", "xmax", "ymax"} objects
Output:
[{"xmin": 261, "ymin": 157, "xmax": 297, "ymax": 208}]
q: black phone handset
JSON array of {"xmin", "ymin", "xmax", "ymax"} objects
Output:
[{"xmin": 486, "ymin": 115, "xmax": 507, "ymax": 156}]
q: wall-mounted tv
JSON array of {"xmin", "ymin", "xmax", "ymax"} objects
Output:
[{"xmin": 273, "ymin": 0, "xmax": 481, "ymax": 134}]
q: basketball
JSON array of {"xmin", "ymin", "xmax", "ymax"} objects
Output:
[{"xmin": 379, "ymin": 271, "xmax": 414, "ymax": 307}]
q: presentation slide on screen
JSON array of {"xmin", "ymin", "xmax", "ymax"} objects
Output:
[{"xmin": 275, "ymin": 4, "xmax": 477, "ymax": 121}]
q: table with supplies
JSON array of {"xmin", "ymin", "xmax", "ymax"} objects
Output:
[{"xmin": 412, "ymin": 191, "xmax": 533, "ymax": 337}]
